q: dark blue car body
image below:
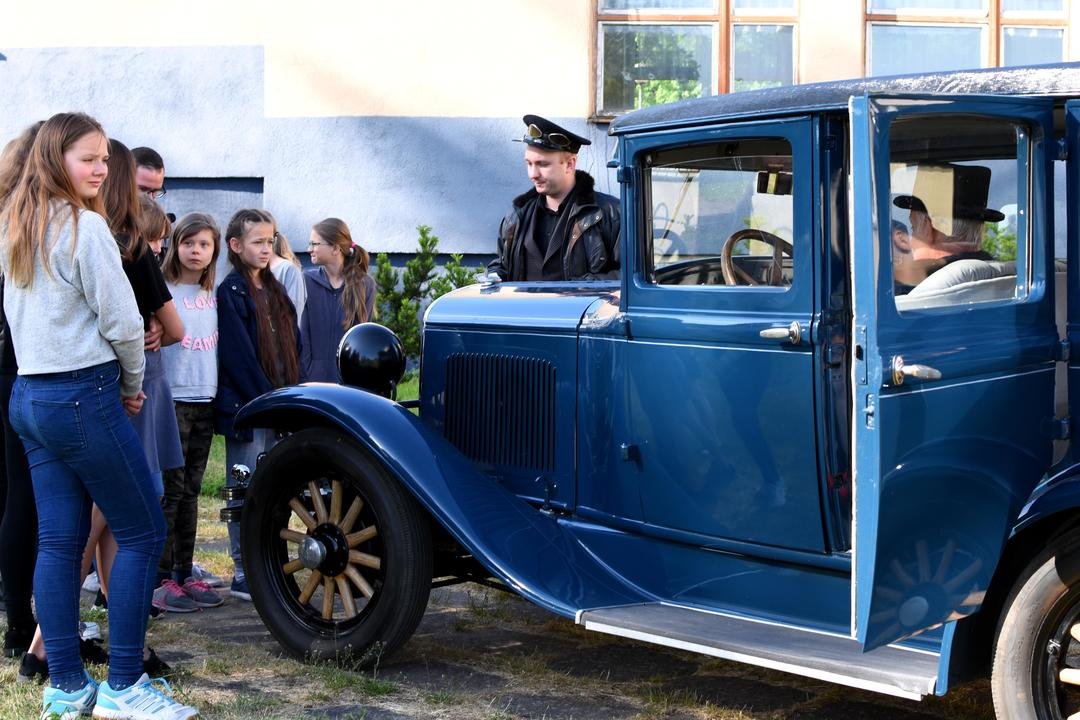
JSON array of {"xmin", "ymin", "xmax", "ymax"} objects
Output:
[{"xmin": 236, "ymin": 63, "xmax": 1080, "ymax": 717}]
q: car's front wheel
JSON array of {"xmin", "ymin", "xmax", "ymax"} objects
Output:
[
  {"xmin": 240, "ymin": 428, "xmax": 432, "ymax": 664},
  {"xmin": 992, "ymin": 527, "xmax": 1080, "ymax": 720}
]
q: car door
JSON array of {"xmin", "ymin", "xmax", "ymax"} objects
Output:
[
  {"xmin": 849, "ymin": 94, "xmax": 1058, "ymax": 650},
  {"xmin": 614, "ymin": 117, "xmax": 828, "ymax": 553}
]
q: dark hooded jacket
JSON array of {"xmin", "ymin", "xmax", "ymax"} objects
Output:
[
  {"xmin": 488, "ymin": 170, "xmax": 620, "ymax": 281},
  {"xmin": 300, "ymin": 266, "xmax": 376, "ymax": 383}
]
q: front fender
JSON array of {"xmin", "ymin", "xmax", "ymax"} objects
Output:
[
  {"xmin": 236, "ymin": 383, "xmax": 647, "ymax": 618},
  {"xmin": 1013, "ymin": 461, "xmax": 1080, "ymax": 537}
]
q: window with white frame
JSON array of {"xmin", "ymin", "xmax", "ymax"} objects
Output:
[
  {"xmin": 596, "ymin": 0, "xmax": 796, "ymax": 117},
  {"xmin": 866, "ymin": 0, "xmax": 1066, "ymax": 74}
]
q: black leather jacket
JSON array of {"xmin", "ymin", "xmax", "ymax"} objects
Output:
[{"xmin": 489, "ymin": 171, "xmax": 620, "ymax": 281}]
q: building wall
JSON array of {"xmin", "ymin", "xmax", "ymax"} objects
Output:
[
  {"xmin": 0, "ymin": 0, "xmax": 612, "ymax": 259},
  {"xmin": 2, "ymin": 0, "xmax": 1075, "ymax": 258}
]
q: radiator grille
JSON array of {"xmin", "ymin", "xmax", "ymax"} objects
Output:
[{"xmin": 444, "ymin": 353, "xmax": 556, "ymax": 472}]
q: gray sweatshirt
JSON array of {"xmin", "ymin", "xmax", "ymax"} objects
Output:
[
  {"xmin": 1, "ymin": 207, "xmax": 145, "ymax": 396},
  {"xmin": 162, "ymin": 281, "xmax": 218, "ymax": 401},
  {"xmin": 271, "ymin": 259, "xmax": 306, "ymax": 326}
]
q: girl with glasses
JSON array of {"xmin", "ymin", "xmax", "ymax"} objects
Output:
[{"xmin": 300, "ymin": 217, "xmax": 376, "ymax": 382}]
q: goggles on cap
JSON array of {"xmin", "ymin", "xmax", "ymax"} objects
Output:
[{"xmin": 526, "ymin": 123, "xmax": 571, "ymax": 149}]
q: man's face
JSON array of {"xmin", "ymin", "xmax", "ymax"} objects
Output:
[
  {"xmin": 135, "ymin": 165, "xmax": 165, "ymax": 197},
  {"xmin": 909, "ymin": 210, "xmax": 934, "ymax": 243},
  {"xmin": 524, "ymin": 146, "xmax": 575, "ymax": 200}
]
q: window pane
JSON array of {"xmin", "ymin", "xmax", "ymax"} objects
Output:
[
  {"xmin": 600, "ymin": 24, "xmax": 714, "ymax": 115},
  {"xmin": 869, "ymin": 0, "xmax": 984, "ymax": 10},
  {"xmin": 600, "ymin": 0, "xmax": 716, "ymax": 10},
  {"xmin": 1003, "ymin": 27, "xmax": 1064, "ymax": 65},
  {"xmin": 732, "ymin": 25, "xmax": 794, "ymax": 92},
  {"xmin": 1002, "ymin": 0, "xmax": 1063, "ymax": 12},
  {"xmin": 732, "ymin": 0, "xmax": 795, "ymax": 9},
  {"xmin": 648, "ymin": 138, "xmax": 795, "ymax": 288},
  {"xmin": 869, "ymin": 24, "xmax": 983, "ymax": 76},
  {"xmin": 889, "ymin": 116, "xmax": 1025, "ymax": 311}
]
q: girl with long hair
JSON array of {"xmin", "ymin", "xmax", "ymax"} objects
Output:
[
  {"xmin": 216, "ymin": 208, "xmax": 300, "ymax": 600},
  {"xmin": 300, "ymin": 217, "xmax": 376, "ymax": 382},
  {"xmin": 0, "ymin": 121, "xmax": 44, "ymax": 661},
  {"xmin": 0, "ymin": 112, "xmax": 196, "ymax": 719},
  {"xmin": 86, "ymin": 143, "xmax": 185, "ymax": 622}
]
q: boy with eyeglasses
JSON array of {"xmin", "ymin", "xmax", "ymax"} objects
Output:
[{"xmin": 488, "ymin": 115, "xmax": 620, "ymax": 282}]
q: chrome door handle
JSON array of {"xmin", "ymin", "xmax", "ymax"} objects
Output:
[
  {"xmin": 891, "ymin": 355, "xmax": 942, "ymax": 385},
  {"xmin": 759, "ymin": 321, "xmax": 801, "ymax": 345}
]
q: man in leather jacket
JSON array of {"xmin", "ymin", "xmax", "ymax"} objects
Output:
[{"xmin": 488, "ymin": 115, "xmax": 620, "ymax": 281}]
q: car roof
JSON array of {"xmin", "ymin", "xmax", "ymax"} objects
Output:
[{"xmin": 609, "ymin": 62, "xmax": 1080, "ymax": 135}]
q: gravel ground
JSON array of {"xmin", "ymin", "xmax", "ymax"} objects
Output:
[{"xmin": 142, "ymin": 577, "xmax": 997, "ymax": 720}]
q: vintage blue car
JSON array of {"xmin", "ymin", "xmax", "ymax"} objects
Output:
[{"xmin": 229, "ymin": 63, "xmax": 1080, "ymax": 720}]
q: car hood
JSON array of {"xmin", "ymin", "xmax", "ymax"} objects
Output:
[{"xmin": 424, "ymin": 281, "xmax": 619, "ymax": 334}]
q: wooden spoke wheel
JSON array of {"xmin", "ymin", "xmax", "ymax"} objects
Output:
[{"xmin": 240, "ymin": 429, "xmax": 432, "ymax": 664}]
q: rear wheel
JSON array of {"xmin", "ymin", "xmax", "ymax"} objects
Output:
[
  {"xmin": 992, "ymin": 528, "xmax": 1080, "ymax": 720},
  {"xmin": 240, "ymin": 428, "xmax": 432, "ymax": 664}
]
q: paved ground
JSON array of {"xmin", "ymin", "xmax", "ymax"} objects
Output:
[{"xmin": 148, "ymin": 574, "xmax": 998, "ymax": 720}]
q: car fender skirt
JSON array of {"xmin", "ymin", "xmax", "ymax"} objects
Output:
[{"xmin": 236, "ymin": 383, "xmax": 647, "ymax": 617}]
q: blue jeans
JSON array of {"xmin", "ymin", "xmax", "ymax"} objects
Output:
[
  {"xmin": 225, "ymin": 428, "xmax": 277, "ymax": 583},
  {"xmin": 10, "ymin": 361, "xmax": 165, "ymax": 690}
]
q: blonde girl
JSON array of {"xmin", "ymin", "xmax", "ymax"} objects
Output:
[{"xmin": 300, "ymin": 217, "xmax": 376, "ymax": 382}]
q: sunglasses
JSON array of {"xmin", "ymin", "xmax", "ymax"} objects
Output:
[{"xmin": 526, "ymin": 123, "xmax": 571, "ymax": 149}]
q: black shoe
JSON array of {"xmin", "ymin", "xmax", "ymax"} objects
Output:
[
  {"xmin": 16, "ymin": 651, "xmax": 47, "ymax": 683},
  {"xmin": 93, "ymin": 589, "xmax": 108, "ymax": 609},
  {"xmin": 79, "ymin": 637, "xmax": 108, "ymax": 665},
  {"xmin": 3, "ymin": 625, "xmax": 33, "ymax": 658},
  {"xmin": 143, "ymin": 646, "xmax": 171, "ymax": 676}
]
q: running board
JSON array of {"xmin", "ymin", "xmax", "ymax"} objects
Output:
[{"xmin": 578, "ymin": 603, "xmax": 938, "ymax": 700}]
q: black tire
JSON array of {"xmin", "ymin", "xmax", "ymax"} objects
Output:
[
  {"xmin": 992, "ymin": 527, "xmax": 1080, "ymax": 720},
  {"xmin": 240, "ymin": 428, "xmax": 432, "ymax": 665}
]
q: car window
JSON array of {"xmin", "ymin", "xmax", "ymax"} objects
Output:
[
  {"xmin": 889, "ymin": 115, "xmax": 1030, "ymax": 312},
  {"xmin": 646, "ymin": 138, "xmax": 795, "ymax": 288}
]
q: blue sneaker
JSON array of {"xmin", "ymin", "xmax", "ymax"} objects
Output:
[
  {"xmin": 40, "ymin": 674, "xmax": 97, "ymax": 719},
  {"xmin": 91, "ymin": 673, "xmax": 197, "ymax": 719},
  {"xmin": 229, "ymin": 577, "xmax": 251, "ymax": 602}
]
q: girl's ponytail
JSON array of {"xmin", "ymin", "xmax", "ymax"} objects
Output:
[
  {"xmin": 313, "ymin": 217, "xmax": 372, "ymax": 330},
  {"xmin": 340, "ymin": 241, "xmax": 371, "ymax": 329}
]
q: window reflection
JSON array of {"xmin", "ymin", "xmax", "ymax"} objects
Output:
[
  {"xmin": 888, "ymin": 116, "xmax": 1026, "ymax": 311},
  {"xmin": 868, "ymin": 24, "xmax": 984, "ymax": 76},
  {"xmin": 647, "ymin": 138, "xmax": 795, "ymax": 288}
]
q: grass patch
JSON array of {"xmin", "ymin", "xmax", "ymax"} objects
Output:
[
  {"xmin": 355, "ymin": 676, "xmax": 398, "ymax": 697},
  {"xmin": 201, "ymin": 434, "xmax": 226, "ymax": 499},
  {"xmin": 423, "ymin": 689, "xmax": 461, "ymax": 705}
]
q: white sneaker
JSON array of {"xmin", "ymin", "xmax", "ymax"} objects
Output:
[
  {"xmin": 91, "ymin": 673, "xmax": 197, "ymax": 719},
  {"xmin": 81, "ymin": 571, "xmax": 100, "ymax": 593},
  {"xmin": 40, "ymin": 674, "xmax": 98, "ymax": 720},
  {"xmin": 79, "ymin": 621, "xmax": 101, "ymax": 641}
]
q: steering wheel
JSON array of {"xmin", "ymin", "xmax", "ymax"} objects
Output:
[{"xmin": 721, "ymin": 228, "xmax": 794, "ymax": 286}]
